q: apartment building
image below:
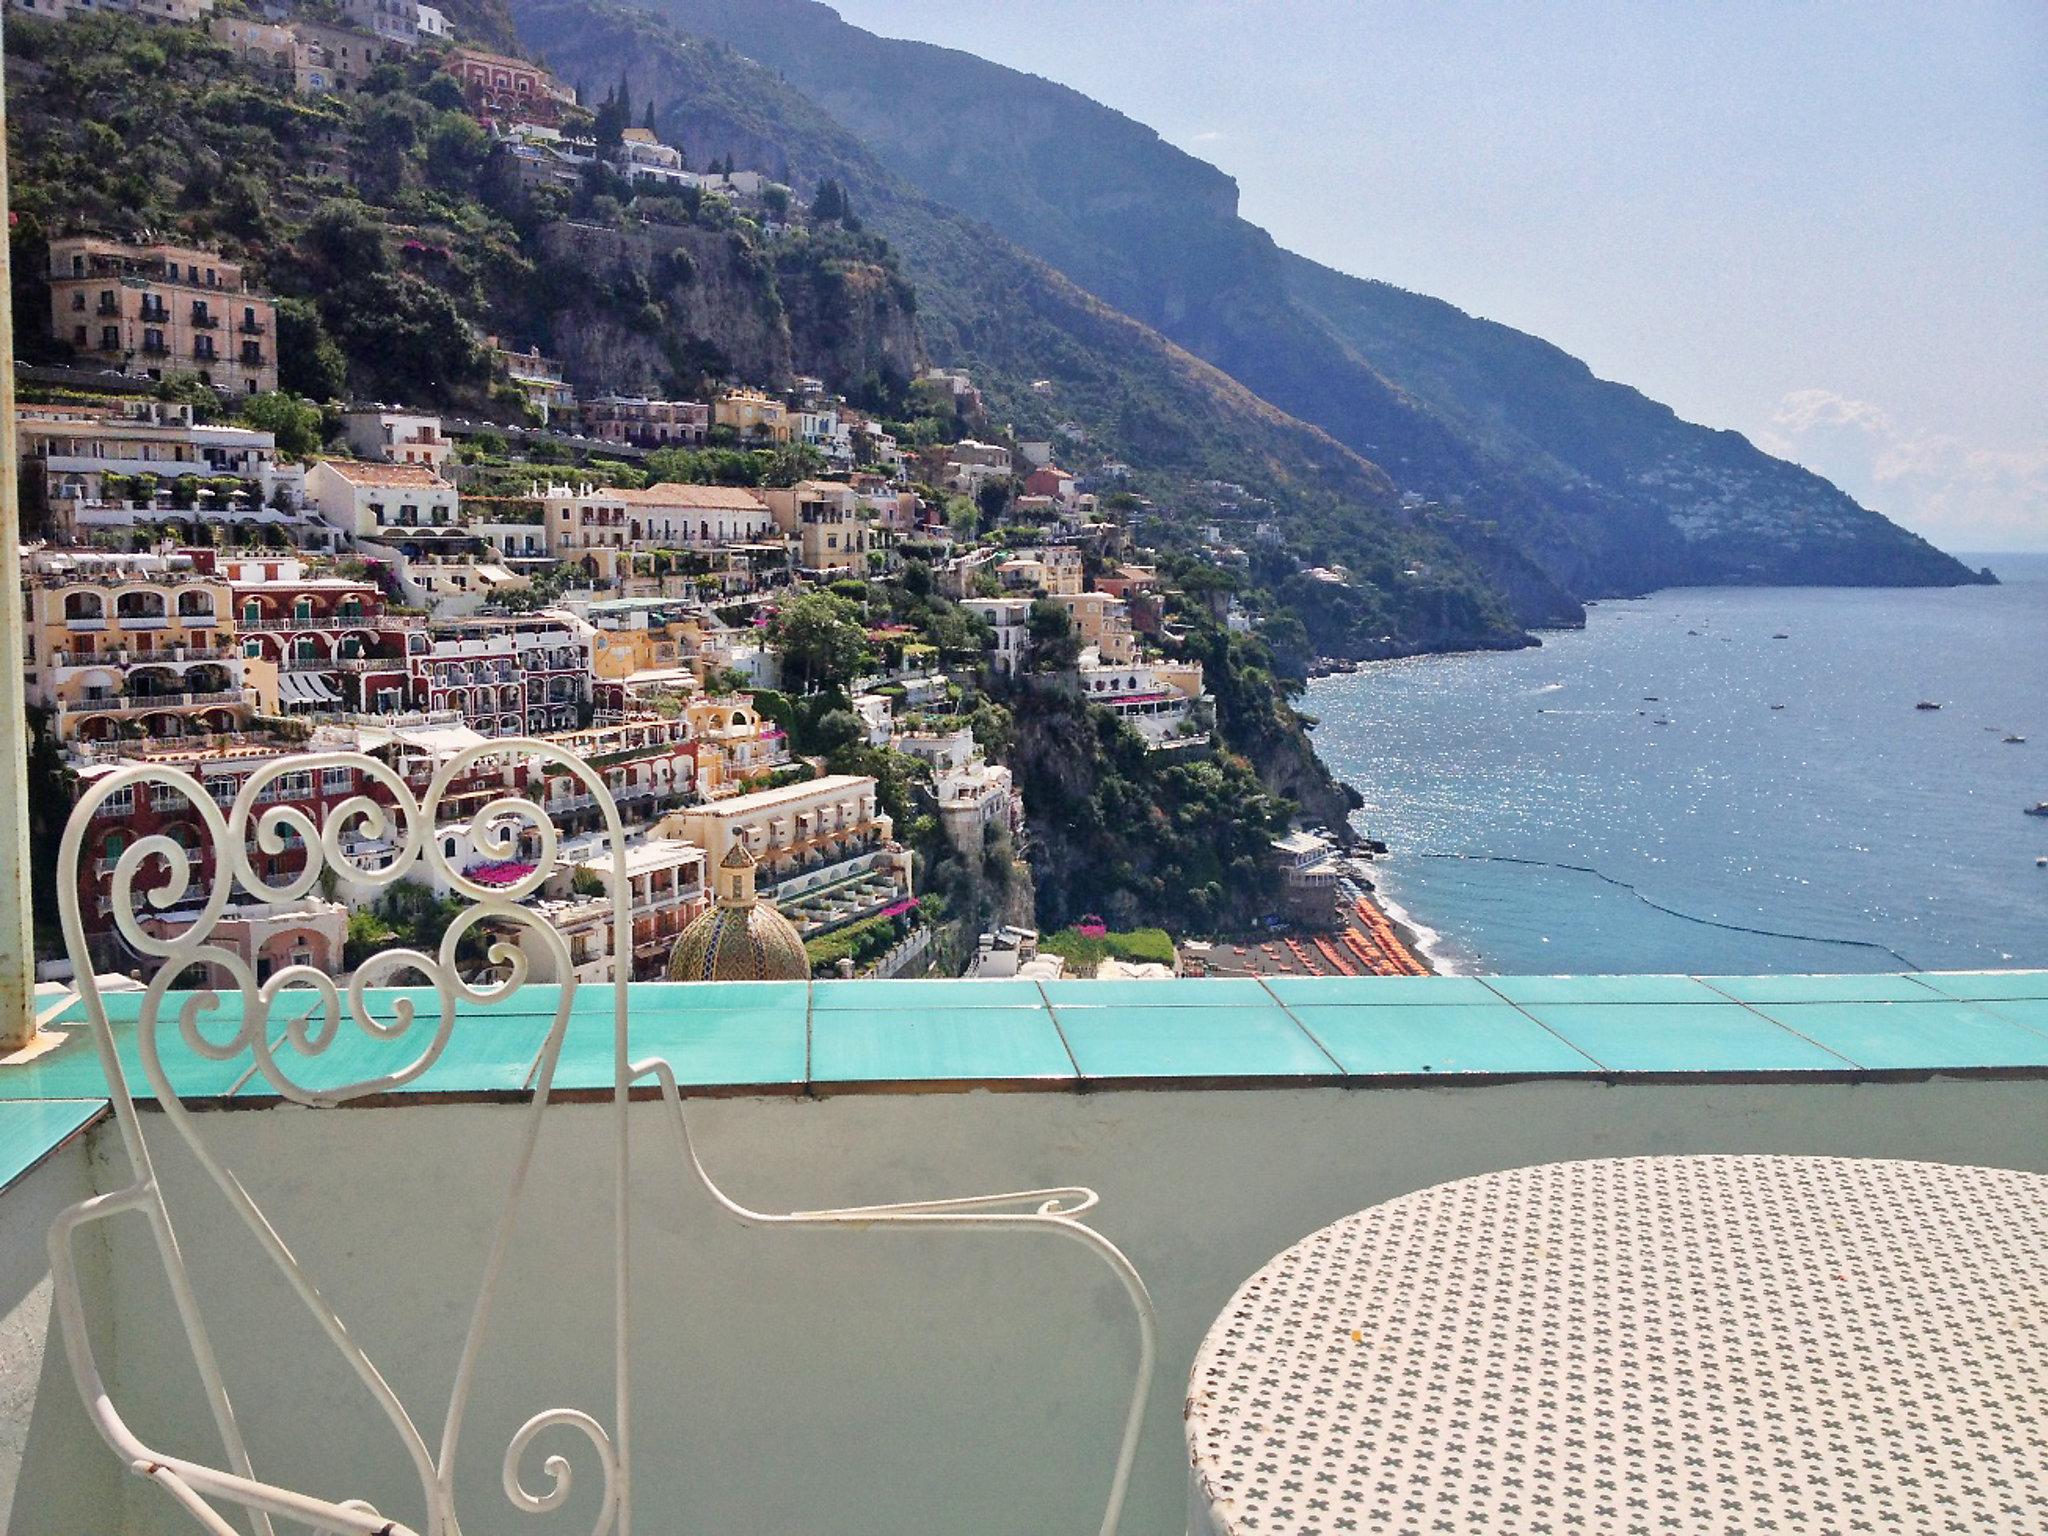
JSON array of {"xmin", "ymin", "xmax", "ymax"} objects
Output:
[
  {"xmin": 542, "ymin": 482, "xmax": 776, "ymax": 586},
  {"xmin": 761, "ymin": 480, "xmax": 870, "ymax": 575},
  {"xmin": 680, "ymin": 695, "xmax": 789, "ymax": 796},
  {"xmin": 16, "ymin": 398, "xmax": 309, "ymax": 541},
  {"xmin": 1048, "ymin": 590, "xmax": 1139, "ymax": 666},
  {"xmin": 48, "ymin": 236, "xmax": 278, "ymax": 395},
  {"xmin": 1075, "ymin": 657, "xmax": 1209, "ymax": 746},
  {"xmin": 444, "ymin": 46, "xmax": 575, "ymax": 130},
  {"xmin": 306, "ymin": 459, "xmax": 461, "ymax": 541},
  {"xmin": 713, "ymin": 388, "xmax": 791, "ymax": 443},
  {"xmin": 209, "ymin": 15, "xmax": 297, "ymax": 71},
  {"xmin": 557, "ymin": 837, "xmax": 708, "ymax": 979},
  {"xmin": 961, "ymin": 596, "xmax": 1034, "ymax": 675},
  {"xmin": 530, "ymin": 717, "xmax": 701, "ymax": 835},
  {"xmin": 406, "ymin": 615, "xmax": 589, "ymax": 735},
  {"xmin": 225, "ymin": 556, "xmax": 414, "ymax": 716},
  {"xmin": 994, "ymin": 545, "xmax": 1085, "ymax": 597},
  {"xmin": 341, "ymin": 0, "xmax": 416, "ymax": 50},
  {"xmin": 24, "ymin": 549, "xmax": 255, "ymax": 743},
  {"xmin": 578, "ymin": 396, "xmax": 710, "ymax": 448},
  {"xmin": 341, "ymin": 409, "xmax": 453, "ymax": 474},
  {"xmin": 894, "ymin": 728, "xmax": 1023, "ymax": 856},
  {"xmin": 587, "ymin": 598, "xmax": 708, "ymax": 683},
  {"xmin": 662, "ymin": 773, "xmax": 909, "ymax": 934}
]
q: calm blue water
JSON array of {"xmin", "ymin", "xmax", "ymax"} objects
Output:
[{"xmin": 1305, "ymin": 553, "xmax": 2048, "ymax": 975}]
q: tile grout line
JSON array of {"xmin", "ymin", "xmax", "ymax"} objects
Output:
[
  {"xmin": 1693, "ymin": 976, "xmax": 1868, "ymax": 1070},
  {"xmin": 1252, "ymin": 977, "xmax": 1348, "ymax": 1076},
  {"xmin": 1477, "ymin": 976, "xmax": 1615, "ymax": 1073},
  {"xmin": 1036, "ymin": 980, "xmax": 1085, "ymax": 1081}
]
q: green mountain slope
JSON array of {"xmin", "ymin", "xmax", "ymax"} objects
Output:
[
  {"xmin": 638, "ymin": 0, "xmax": 1987, "ymax": 596},
  {"xmin": 514, "ymin": 0, "xmax": 1557, "ymax": 650}
]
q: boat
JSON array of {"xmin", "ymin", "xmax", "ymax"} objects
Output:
[
  {"xmin": 2027, "ymin": 803, "xmax": 2048, "ymax": 818},
  {"xmin": 1772, "ymin": 632, "xmax": 1790, "ymax": 640},
  {"xmin": 2038, "ymin": 856, "xmax": 2047, "ymax": 868},
  {"xmin": 1770, "ymin": 703, "xmax": 1786, "ymax": 711},
  {"xmin": 2006, "ymin": 735, "xmax": 2027, "ymax": 744},
  {"xmin": 1916, "ymin": 701, "xmax": 1942, "ymax": 711}
]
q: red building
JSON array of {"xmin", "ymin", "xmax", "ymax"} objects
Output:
[{"xmin": 221, "ymin": 556, "xmax": 419, "ymax": 715}]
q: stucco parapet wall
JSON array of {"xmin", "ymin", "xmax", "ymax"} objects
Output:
[{"xmin": 0, "ymin": 973, "xmax": 2042, "ymax": 1123}]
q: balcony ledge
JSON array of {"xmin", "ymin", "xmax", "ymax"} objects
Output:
[{"xmin": 4, "ymin": 971, "xmax": 2043, "ymax": 1111}]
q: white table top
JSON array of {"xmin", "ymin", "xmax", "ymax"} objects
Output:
[{"xmin": 1185, "ymin": 1156, "xmax": 2047, "ymax": 1535}]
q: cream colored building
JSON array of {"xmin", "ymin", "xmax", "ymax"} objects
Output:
[
  {"xmin": 49, "ymin": 236, "xmax": 277, "ymax": 396},
  {"xmin": 761, "ymin": 480, "xmax": 870, "ymax": 575},
  {"xmin": 713, "ymin": 388, "xmax": 791, "ymax": 443},
  {"xmin": 1049, "ymin": 590, "xmax": 1139, "ymax": 665},
  {"xmin": 24, "ymin": 548, "xmax": 253, "ymax": 743}
]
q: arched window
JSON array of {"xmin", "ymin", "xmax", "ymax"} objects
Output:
[{"xmin": 243, "ymin": 599, "xmax": 263, "ymax": 625}]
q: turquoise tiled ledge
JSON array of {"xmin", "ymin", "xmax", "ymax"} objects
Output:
[{"xmin": 1, "ymin": 974, "xmax": 2042, "ymax": 1111}]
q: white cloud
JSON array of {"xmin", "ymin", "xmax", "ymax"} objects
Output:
[{"xmin": 1759, "ymin": 388, "xmax": 2048, "ymax": 552}]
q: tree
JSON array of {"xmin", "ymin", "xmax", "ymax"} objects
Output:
[
  {"xmin": 240, "ymin": 393, "xmax": 325, "ymax": 459},
  {"xmin": 276, "ymin": 298, "xmax": 349, "ymax": 401},
  {"xmin": 424, "ymin": 110, "xmax": 489, "ymax": 192},
  {"xmin": 766, "ymin": 590, "xmax": 870, "ymax": 695},
  {"xmin": 1028, "ymin": 598, "xmax": 1080, "ymax": 672},
  {"xmin": 809, "ymin": 177, "xmax": 849, "ymax": 222}
]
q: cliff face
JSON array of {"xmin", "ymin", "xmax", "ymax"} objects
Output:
[
  {"xmin": 536, "ymin": 220, "xmax": 793, "ymax": 393},
  {"xmin": 773, "ymin": 247, "xmax": 923, "ymax": 392},
  {"xmin": 533, "ymin": 217, "xmax": 920, "ymax": 397},
  {"xmin": 647, "ymin": 0, "xmax": 1986, "ymax": 596},
  {"xmin": 514, "ymin": 0, "xmax": 1539, "ymax": 657}
]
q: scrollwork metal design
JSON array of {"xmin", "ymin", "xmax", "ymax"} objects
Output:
[
  {"xmin": 49, "ymin": 736, "xmax": 1157, "ymax": 1536},
  {"xmin": 52, "ymin": 740, "xmax": 635, "ymax": 1536}
]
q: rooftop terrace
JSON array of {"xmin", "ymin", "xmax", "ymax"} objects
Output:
[{"xmin": 2, "ymin": 970, "xmax": 2043, "ymax": 1535}]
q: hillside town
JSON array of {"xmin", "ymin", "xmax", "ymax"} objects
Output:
[{"xmin": 8, "ymin": 0, "xmax": 1425, "ymax": 985}]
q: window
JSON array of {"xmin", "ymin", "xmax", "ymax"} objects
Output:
[{"xmin": 321, "ymin": 767, "xmax": 353, "ymax": 795}]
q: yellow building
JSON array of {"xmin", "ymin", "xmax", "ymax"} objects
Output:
[
  {"xmin": 760, "ymin": 480, "xmax": 870, "ymax": 575},
  {"xmin": 587, "ymin": 600, "xmax": 711, "ymax": 681},
  {"xmin": 24, "ymin": 550, "xmax": 254, "ymax": 743},
  {"xmin": 1049, "ymin": 590, "xmax": 1139, "ymax": 665},
  {"xmin": 713, "ymin": 388, "xmax": 792, "ymax": 443},
  {"xmin": 48, "ymin": 236, "xmax": 278, "ymax": 397},
  {"xmin": 680, "ymin": 695, "xmax": 788, "ymax": 797}
]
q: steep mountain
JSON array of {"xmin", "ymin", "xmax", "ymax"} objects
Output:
[
  {"xmin": 636, "ymin": 0, "xmax": 1988, "ymax": 596},
  {"xmin": 514, "ymin": 0, "xmax": 1557, "ymax": 651}
]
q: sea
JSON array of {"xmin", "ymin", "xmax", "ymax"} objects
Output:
[{"xmin": 1303, "ymin": 552, "xmax": 2048, "ymax": 976}]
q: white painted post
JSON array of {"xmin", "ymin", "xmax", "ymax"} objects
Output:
[{"xmin": 0, "ymin": 28, "xmax": 39, "ymax": 1052}]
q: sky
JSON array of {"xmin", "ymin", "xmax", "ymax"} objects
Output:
[{"xmin": 831, "ymin": 0, "xmax": 2047, "ymax": 553}]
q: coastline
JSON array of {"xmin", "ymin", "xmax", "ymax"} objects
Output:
[{"xmin": 1362, "ymin": 866, "xmax": 1462, "ymax": 977}]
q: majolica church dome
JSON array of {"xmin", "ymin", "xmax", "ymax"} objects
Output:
[{"xmin": 668, "ymin": 842, "xmax": 809, "ymax": 982}]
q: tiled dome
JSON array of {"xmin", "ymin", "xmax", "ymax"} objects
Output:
[{"xmin": 667, "ymin": 842, "xmax": 808, "ymax": 982}]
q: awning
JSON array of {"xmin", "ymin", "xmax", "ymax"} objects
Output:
[{"xmin": 278, "ymin": 672, "xmax": 342, "ymax": 706}]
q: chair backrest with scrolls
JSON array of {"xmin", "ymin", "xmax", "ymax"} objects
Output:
[
  {"xmin": 49, "ymin": 736, "xmax": 1157, "ymax": 1536},
  {"xmin": 53, "ymin": 738, "xmax": 636, "ymax": 1536}
]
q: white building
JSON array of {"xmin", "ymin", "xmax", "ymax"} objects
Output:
[
  {"xmin": 340, "ymin": 409, "xmax": 453, "ymax": 474},
  {"xmin": 895, "ymin": 728, "xmax": 1022, "ymax": 856},
  {"xmin": 962, "ymin": 597, "xmax": 1033, "ymax": 676},
  {"xmin": 1074, "ymin": 657, "xmax": 1208, "ymax": 746},
  {"xmin": 306, "ymin": 459, "xmax": 460, "ymax": 542}
]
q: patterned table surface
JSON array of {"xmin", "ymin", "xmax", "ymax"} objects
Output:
[{"xmin": 1185, "ymin": 1156, "xmax": 2047, "ymax": 1535}]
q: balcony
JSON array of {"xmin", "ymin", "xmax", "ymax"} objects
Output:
[
  {"xmin": 57, "ymin": 688, "xmax": 245, "ymax": 715},
  {"xmin": 238, "ymin": 318, "xmax": 267, "ymax": 335},
  {"xmin": 191, "ymin": 311, "xmax": 220, "ymax": 329},
  {"xmin": 0, "ymin": 970, "xmax": 2044, "ymax": 1535}
]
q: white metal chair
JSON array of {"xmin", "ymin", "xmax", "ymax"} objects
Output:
[{"xmin": 52, "ymin": 739, "xmax": 1155, "ymax": 1536}]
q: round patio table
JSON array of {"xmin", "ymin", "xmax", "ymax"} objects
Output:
[{"xmin": 1185, "ymin": 1156, "xmax": 2047, "ymax": 1536}]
